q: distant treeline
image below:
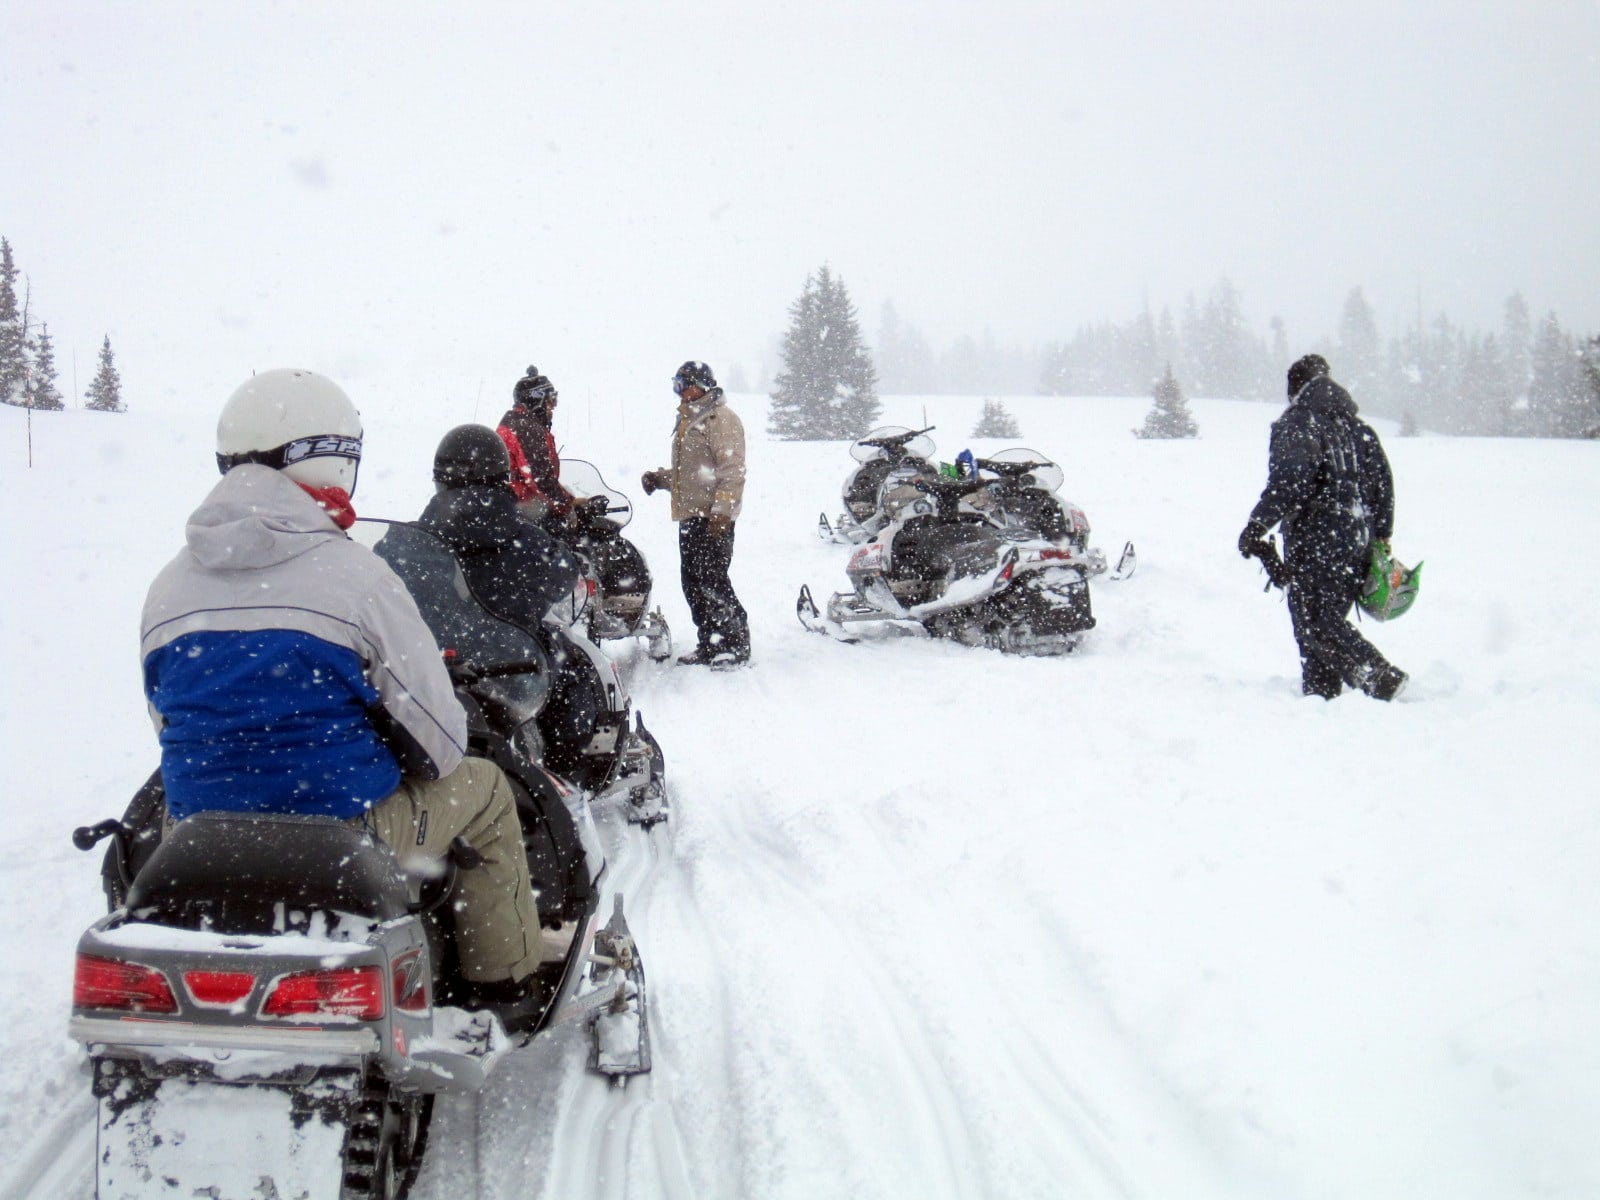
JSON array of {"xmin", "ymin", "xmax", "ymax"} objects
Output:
[{"xmin": 869, "ymin": 281, "xmax": 1600, "ymax": 438}]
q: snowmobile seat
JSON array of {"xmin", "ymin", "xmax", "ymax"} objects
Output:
[{"xmin": 124, "ymin": 811, "xmax": 410, "ymax": 934}]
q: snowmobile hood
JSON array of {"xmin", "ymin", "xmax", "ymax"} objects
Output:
[
  {"xmin": 184, "ymin": 464, "xmax": 345, "ymax": 571},
  {"xmin": 1291, "ymin": 375, "xmax": 1358, "ymax": 419},
  {"xmin": 417, "ymin": 485, "xmax": 523, "ymax": 553}
]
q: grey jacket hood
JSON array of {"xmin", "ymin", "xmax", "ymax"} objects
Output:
[{"xmin": 185, "ymin": 464, "xmax": 343, "ymax": 571}]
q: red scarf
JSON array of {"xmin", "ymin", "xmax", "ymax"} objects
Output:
[{"xmin": 297, "ymin": 483, "xmax": 358, "ymax": 530}]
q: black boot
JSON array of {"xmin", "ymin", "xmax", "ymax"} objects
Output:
[{"xmin": 1364, "ymin": 664, "xmax": 1408, "ymax": 702}]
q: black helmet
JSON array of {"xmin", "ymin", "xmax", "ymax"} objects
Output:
[
  {"xmin": 672, "ymin": 360, "xmax": 716, "ymax": 395},
  {"xmin": 513, "ymin": 365, "xmax": 557, "ymax": 407},
  {"xmin": 433, "ymin": 424, "xmax": 511, "ymax": 489}
]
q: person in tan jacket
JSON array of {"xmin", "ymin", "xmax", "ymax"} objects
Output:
[{"xmin": 641, "ymin": 361, "xmax": 750, "ymax": 666}]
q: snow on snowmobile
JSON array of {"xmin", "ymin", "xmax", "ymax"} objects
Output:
[
  {"xmin": 70, "ymin": 523, "xmax": 650, "ymax": 1200},
  {"xmin": 816, "ymin": 425, "xmax": 939, "ymax": 544},
  {"xmin": 967, "ymin": 447, "xmax": 1136, "ymax": 581},
  {"xmin": 798, "ymin": 468, "xmax": 1099, "ymax": 656},
  {"xmin": 559, "ymin": 458, "xmax": 672, "ymax": 661},
  {"xmin": 367, "ymin": 511, "xmax": 667, "ymax": 826}
]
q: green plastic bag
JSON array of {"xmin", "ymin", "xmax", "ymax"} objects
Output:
[{"xmin": 1358, "ymin": 540, "xmax": 1422, "ymax": 621}]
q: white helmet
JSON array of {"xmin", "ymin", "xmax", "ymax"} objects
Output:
[{"xmin": 216, "ymin": 368, "xmax": 364, "ymax": 494}]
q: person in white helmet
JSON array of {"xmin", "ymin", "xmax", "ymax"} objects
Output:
[{"xmin": 138, "ymin": 369, "xmax": 544, "ymax": 1021}]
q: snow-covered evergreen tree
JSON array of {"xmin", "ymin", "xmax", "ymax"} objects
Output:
[
  {"xmin": 971, "ymin": 398, "xmax": 1021, "ymax": 439},
  {"xmin": 768, "ymin": 266, "xmax": 879, "ymax": 440},
  {"xmin": 26, "ymin": 323, "xmax": 64, "ymax": 410},
  {"xmin": 1501, "ymin": 292, "xmax": 1532, "ymax": 401},
  {"xmin": 1133, "ymin": 364, "xmax": 1198, "ymax": 439},
  {"xmin": 1527, "ymin": 312, "xmax": 1586, "ymax": 437},
  {"xmin": 875, "ymin": 300, "xmax": 938, "ymax": 394},
  {"xmin": 1337, "ymin": 287, "xmax": 1384, "ymax": 410},
  {"xmin": 0, "ymin": 238, "xmax": 27, "ymax": 407},
  {"xmin": 85, "ymin": 335, "xmax": 124, "ymax": 412}
]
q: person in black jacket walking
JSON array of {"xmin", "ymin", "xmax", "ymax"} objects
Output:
[{"xmin": 1239, "ymin": 354, "xmax": 1408, "ymax": 701}]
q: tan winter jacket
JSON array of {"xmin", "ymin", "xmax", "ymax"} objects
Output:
[{"xmin": 659, "ymin": 391, "xmax": 746, "ymax": 523}]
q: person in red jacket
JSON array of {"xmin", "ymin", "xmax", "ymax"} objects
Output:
[{"xmin": 497, "ymin": 366, "xmax": 575, "ymax": 525}]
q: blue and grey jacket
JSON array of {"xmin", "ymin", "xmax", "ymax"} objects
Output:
[{"xmin": 141, "ymin": 465, "xmax": 468, "ymax": 821}]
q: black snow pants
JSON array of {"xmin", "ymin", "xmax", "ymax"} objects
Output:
[
  {"xmin": 1286, "ymin": 549, "xmax": 1393, "ymax": 699},
  {"xmin": 679, "ymin": 517, "xmax": 749, "ymax": 655}
]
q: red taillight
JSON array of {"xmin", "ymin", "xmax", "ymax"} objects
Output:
[
  {"xmin": 391, "ymin": 951, "xmax": 428, "ymax": 1014},
  {"xmin": 1037, "ymin": 547, "xmax": 1073, "ymax": 561},
  {"xmin": 184, "ymin": 970, "xmax": 257, "ymax": 1007},
  {"xmin": 74, "ymin": 954, "xmax": 179, "ymax": 1013},
  {"xmin": 262, "ymin": 966, "xmax": 385, "ymax": 1021}
]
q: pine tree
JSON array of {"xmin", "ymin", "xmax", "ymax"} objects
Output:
[
  {"xmin": 768, "ymin": 266, "xmax": 880, "ymax": 440},
  {"xmin": 85, "ymin": 335, "xmax": 124, "ymax": 412},
  {"xmin": 1501, "ymin": 292, "xmax": 1532, "ymax": 401},
  {"xmin": 1337, "ymin": 287, "xmax": 1385, "ymax": 411},
  {"xmin": 1527, "ymin": 312, "xmax": 1584, "ymax": 437},
  {"xmin": 971, "ymin": 398, "xmax": 1021, "ymax": 438},
  {"xmin": 0, "ymin": 238, "xmax": 28, "ymax": 407},
  {"xmin": 1133, "ymin": 364, "xmax": 1199, "ymax": 439},
  {"xmin": 26, "ymin": 323, "xmax": 64, "ymax": 410},
  {"xmin": 876, "ymin": 300, "xmax": 938, "ymax": 393},
  {"xmin": 1581, "ymin": 336, "xmax": 1600, "ymax": 438}
]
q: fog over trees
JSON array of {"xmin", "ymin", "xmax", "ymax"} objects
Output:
[{"xmin": 869, "ymin": 281, "xmax": 1600, "ymax": 438}]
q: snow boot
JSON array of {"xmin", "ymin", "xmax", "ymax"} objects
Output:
[{"xmin": 1364, "ymin": 664, "xmax": 1408, "ymax": 702}]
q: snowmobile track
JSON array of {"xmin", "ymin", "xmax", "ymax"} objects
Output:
[{"xmin": 4, "ymin": 1092, "xmax": 96, "ymax": 1200}]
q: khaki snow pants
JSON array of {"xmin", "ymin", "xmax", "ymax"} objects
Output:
[{"xmin": 361, "ymin": 757, "xmax": 541, "ymax": 984}]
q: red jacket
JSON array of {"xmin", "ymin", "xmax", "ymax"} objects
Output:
[{"xmin": 497, "ymin": 404, "xmax": 573, "ymax": 513}]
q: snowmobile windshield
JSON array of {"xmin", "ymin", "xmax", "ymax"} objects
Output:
[
  {"xmin": 355, "ymin": 520, "xmax": 549, "ymax": 712},
  {"xmin": 560, "ymin": 458, "xmax": 633, "ymax": 527},
  {"xmin": 850, "ymin": 426, "xmax": 936, "ymax": 464},
  {"xmin": 983, "ymin": 448, "xmax": 1064, "ymax": 493}
]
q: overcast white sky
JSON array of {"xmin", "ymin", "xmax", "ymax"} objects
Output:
[{"xmin": 3, "ymin": 1, "xmax": 1597, "ymax": 411}]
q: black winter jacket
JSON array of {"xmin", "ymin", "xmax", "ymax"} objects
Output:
[
  {"xmin": 1248, "ymin": 376, "xmax": 1394, "ymax": 575},
  {"xmin": 416, "ymin": 485, "xmax": 583, "ymax": 632}
]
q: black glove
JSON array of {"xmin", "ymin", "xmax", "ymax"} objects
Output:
[
  {"xmin": 640, "ymin": 470, "xmax": 663, "ymax": 496},
  {"xmin": 584, "ymin": 494, "xmax": 611, "ymax": 515},
  {"xmin": 1239, "ymin": 521, "xmax": 1291, "ymax": 589},
  {"xmin": 1237, "ymin": 520, "xmax": 1270, "ymax": 560}
]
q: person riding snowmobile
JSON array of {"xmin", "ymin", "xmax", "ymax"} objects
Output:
[
  {"xmin": 416, "ymin": 424, "xmax": 603, "ymax": 766},
  {"xmin": 139, "ymin": 369, "xmax": 546, "ymax": 1021},
  {"xmin": 498, "ymin": 365, "xmax": 576, "ymax": 528}
]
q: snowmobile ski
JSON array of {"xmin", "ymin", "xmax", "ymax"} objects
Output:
[
  {"xmin": 796, "ymin": 584, "xmax": 859, "ymax": 643},
  {"xmin": 1110, "ymin": 540, "xmax": 1137, "ymax": 580}
]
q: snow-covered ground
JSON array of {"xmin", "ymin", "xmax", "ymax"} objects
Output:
[{"xmin": 2, "ymin": 390, "xmax": 1597, "ymax": 1199}]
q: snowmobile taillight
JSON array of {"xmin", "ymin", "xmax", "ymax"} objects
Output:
[
  {"xmin": 184, "ymin": 970, "xmax": 257, "ymax": 1007},
  {"xmin": 997, "ymin": 549, "xmax": 1019, "ymax": 583},
  {"xmin": 262, "ymin": 966, "xmax": 386, "ymax": 1021},
  {"xmin": 73, "ymin": 954, "xmax": 179, "ymax": 1014},
  {"xmin": 1036, "ymin": 548, "xmax": 1074, "ymax": 562},
  {"xmin": 391, "ymin": 950, "xmax": 428, "ymax": 1013}
]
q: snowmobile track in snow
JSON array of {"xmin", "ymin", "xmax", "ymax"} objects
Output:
[{"xmin": 4, "ymin": 1091, "xmax": 96, "ymax": 1200}]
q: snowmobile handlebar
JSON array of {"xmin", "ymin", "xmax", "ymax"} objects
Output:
[
  {"xmin": 73, "ymin": 819, "xmax": 131, "ymax": 853},
  {"xmin": 858, "ymin": 425, "xmax": 935, "ymax": 451},
  {"xmin": 975, "ymin": 458, "xmax": 1051, "ymax": 480},
  {"xmin": 445, "ymin": 658, "xmax": 546, "ymax": 686}
]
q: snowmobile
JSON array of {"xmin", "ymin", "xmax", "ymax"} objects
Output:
[
  {"xmin": 70, "ymin": 521, "xmax": 651, "ymax": 1200},
  {"xmin": 968, "ymin": 447, "xmax": 1136, "ymax": 581},
  {"xmin": 798, "ymin": 468, "xmax": 1100, "ymax": 656},
  {"xmin": 816, "ymin": 425, "xmax": 939, "ymax": 544},
  {"xmin": 559, "ymin": 458, "xmax": 672, "ymax": 661},
  {"xmin": 370, "ymin": 516, "xmax": 668, "ymax": 827}
]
